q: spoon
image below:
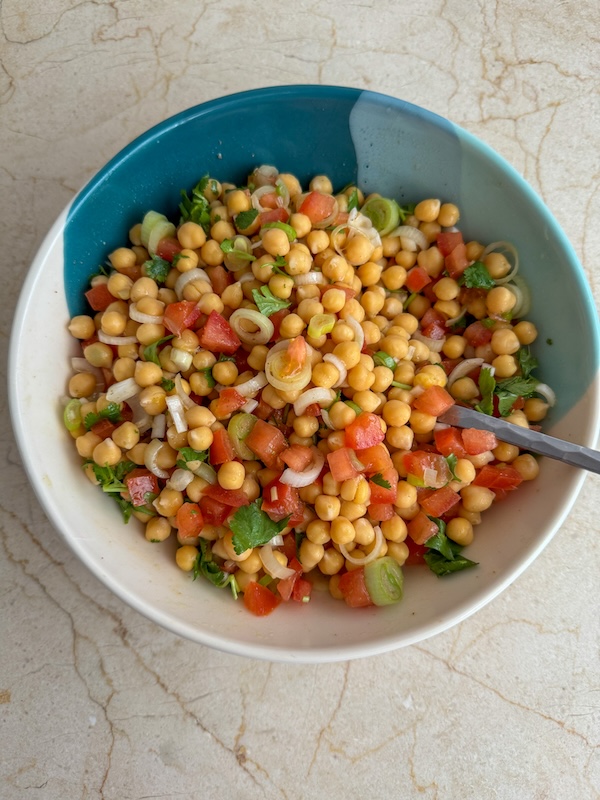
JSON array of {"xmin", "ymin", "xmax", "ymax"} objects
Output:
[{"xmin": 438, "ymin": 405, "xmax": 600, "ymax": 474}]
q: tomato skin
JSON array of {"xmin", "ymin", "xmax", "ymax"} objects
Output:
[
  {"xmin": 419, "ymin": 485, "xmax": 461, "ymax": 517},
  {"xmin": 461, "ymin": 428, "xmax": 498, "ymax": 455},
  {"xmin": 357, "ymin": 444, "xmax": 393, "ymax": 475},
  {"xmin": 405, "ymin": 266, "xmax": 432, "ymax": 293},
  {"xmin": 420, "ymin": 308, "xmax": 448, "ymax": 341},
  {"xmin": 327, "ymin": 447, "xmax": 363, "ymax": 482},
  {"xmin": 368, "ymin": 503, "xmax": 395, "ymax": 521},
  {"xmin": 245, "ymin": 418, "xmax": 288, "ymax": 470},
  {"xmin": 258, "ymin": 207, "xmax": 289, "ymax": 225},
  {"xmin": 261, "ymin": 478, "xmax": 303, "ymax": 523},
  {"xmin": 198, "ymin": 311, "xmax": 241, "ymax": 354},
  {"xmin": 433, "ymin": 427, "xmax": 467, "ymax": 459},
  {"xmin": 85, "ymin": 283, "xmax": 115, "ymax": 311},
  {"xmin": 268, "ymin": 308, "xmax": 290, "ymax": 340},
  {"xmin": 211, "ymin": 387, "xmax": 247, "ymax": 419},
  {"xmin": 176, "ymin": 502, "xmax": 205, "ymax": 539},
  {"xmin": 445, "ymin": 242, "xmax": 470, "ymax": 279},
  {"xmin": 473, "ymin": 464, "xmax": 523, "ymax": 491},
  {"xmin": 292, "ymin": 576, "xmax": 312, "ymax": 603},
  {"xmin": 369, "ymin": 467, "xmax": 398, "ymax": 504},
  {"xmin": 436, "ymin": 231, "xmax": 464, "ymax": 257},
  {"xmin": 345, "ymin": 412, "xmax": 386, "ymax": 450},
  {"xmin": 405, "ymin": 537, "xmax": 429, "ymax": 565},
  {"xmin": 90, "ymin": 418, "xmax": 117, "ymax": 439},
  {"xmin": 204, "ymin": 484, "xmax": 250, "ymax": 507},
  {"xmin": 209, "ymin": 428, "xmax": 236, "ymax": 465},
  {"xmin": 281, "ymin": 444, "xmax": 314, "ymax": 472},
  {"xmin": 155, "ymin": 237, "xmax": 182, "ymax": 262},
  {"xmin": 407, "ymin": 510, "xmax": 439, "ymax": 545},
  {"xmin": 338, "ymin": 568, "xmax": 374, "ymax": 608},
  {"xmin": 163, "ymin": 300, "xmax": 202, "ymax": 336},
  {"xmin": 299, "ymin": 191, "xmax": 336, "ymax": 224},
  {"xmin": 403, "ymin": 450, "xmax": 451, "ymax": 488},
  {"xmin": 412, "ymin": 385, "xmax": 455, "ymax": 417},
  {"xmin": 198, "ymin": 496, "xmax": 231, "ymax": 526},
  {"xmin": 464, "ymin": 320, "xmax": 493, "ymax": 347},
  {"xmin": 243, "ymin": 582, "xmax": 281, "ymax": 616},
  {"xmin": 126, "ymin": 469, "xmax": 159, "ymax": 507}
]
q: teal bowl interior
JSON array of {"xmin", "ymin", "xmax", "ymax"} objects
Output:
[{"xmin": 11, "ymin": 85, "xmax": 598, "ymax": 661}]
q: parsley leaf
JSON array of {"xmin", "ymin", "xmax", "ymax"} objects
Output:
[
  {"xmin": 252, "ymin": 285, "xmax": 291, "ymax": 316},
  {"xmin": 495, "ymin": 375, "xmax": 540, "ymax": 417},
  {"xmin": 160, "ymin": 378, "xmax": 175, "ymax": 392},
  {"xmin": 84, "ymin": 402, "xmax": 122, "ymax": 430},
  {"xmin": 475, "ymin": 367, "xmax": 496, "ymax": 415},
  {"xmin": 445, "ymin": 453, "xmax": 459, "ymax": 481},
  {"xmin": 193, "ymin": 539, "xmax": 239, "ymax": 598},
  {"xmin": 460, "ymin": 261, "xmax": 495, "ymax": 290},
  {"xmin": 371, "ymin": 473, "xmax": 391, "ymax": 489},
  {"xmin": 87, "ymin": 460, "xmax": 136, "ymax": 522},
  {"xmin": 179, "ymin": 176, "xmax": 212, "ymax": 232},
  {"xmin": 347, "ymin": 188, "xmax": 359, "ymax": 212},
  {"xmin": 230, "ymin": 500, "xmax": 290, "ymax": 555},
  {"xmin": 176, "ymin": 447, "xmax": 209, "ymax": 470},
  {"xmin": 397, "ymin": 202, "xmax": 416, "ymax": 223},
  {"xmin": 424, "ymin": 521, "xmax": 478, "ymax": 577},
  {"xmin": 234, "ymin": 208, "xmax": 259, "ymax": 230},
  {"xmin": 373, "ymin": 351, "xmax": 397, "ymax": 370},
  {"xmin": 143, "ymin": 334, "xmax": 174, "ymax": 366},
  {"xmin": 220, "ymin": 239, "xmax": 256, "ymax": 261},
  {"xmin": 517, "ymin": 347, "xmax": 538, "ymax": 379},
  {"xmin": 218, "ymin": 353, "xmax": 236, "ymax": 363},
  {"xmin": 143, "ymin": 255, "xmax": 171, "ymax": 284}
]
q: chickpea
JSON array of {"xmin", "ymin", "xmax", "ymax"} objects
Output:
[
  {"xmin": 299, "ymin": 539, "xmax": 325, "ymax": 571},
  {"xmin": 381, "ymin": 515, "xmax": 407, "ymax": 543},
  {"xmin": 200, "ymin": 239, "xmax": 224, "ymax": 266},
  {"xmin": 145, "ymin": 517, "xmax": 171, "ymax": 543},
  {"xmin": 318, "ymin": 549, "xmax": 345, "ymax": 575},
  {"xmin": 84, "ymin": 342, "xmax": 113, "ymax": 369},
  {"xmin": 460, "ymin": 485, "xmax": 495, "ymax": 513},
  {"xmin": 212, "ymin": 360, "xmax": 239, "ymax": 386},
  {"xmin": 414, "ymin": 198, "xmax": 441, "ymax": 223},
  {"xmin": 75, "ymin": 431, "xmax": 102, "ymax": 459},
  {"xmin": 344, "ymin": 234, "xmax": 374, "ymax": 266},
  {"xmin": 289, "ymin": 213, "xmax": 312, "ymax": 239},
  {"xmin": 175, "ymin": 545, "xmax": 199, "ymax": 572},
  {"xmin": 513, "ymin": 453, "xmax": 539, "ymax": 480},
  {"xmin": 187, "ymin": 426, "xmax": 214, "ymax": 451},
  {"xmin": 330, "ymin": 517, "xmax": 355, "ymax": 545},
  {"xmin": 130, "ymin": 276, "xmax": 159, "ymax": 302},
  {"xmin": 486, "ymin": 286, "xmax": 517, "ymax": 316},
  {"xmin": 68, "ymin": 315, "xmax": 96, "ymax": 339},
  {"xmin": 109, "ymin": 247, "xmax": 137, "ymax": 272},
  {"xmin": 92, "ymin": 438, "xmax": 121, "ymax": 467},
  {"xmin": 437, "ymin": 203, "xmax": 460, "ymax": 227},
  {"xmin": 68, "ymin": 371, "xmax": 96, "ymax": 398},
  {"xmin": 447, "ymin": 517, "xmax": 474, "ymax": 546},
  {"xmin": 112, "ymin": 421, "xmax": 140, "ymax": 450},
  {"xmin": 218, "ymin": 461, "xmax": 245, "ymax": 490},
  {"xmin": 134, "ymin": 360, "xmax": 163, "ymax": 387},
  {"xmin": 315, "ymin": 494, "xmax": 341, "ymax": 522},
  {"xmin": 513, "ymin": 320, "xmax": 538, "ymax": 345}
]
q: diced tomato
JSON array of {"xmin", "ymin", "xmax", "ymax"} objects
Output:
[
  {"xmin": 445, "ymin": 242, "xmax": 469, "ymax": 279},
  {"xmin": 333, "ymin": 210, "xmax": 349, "ymax": 226},
  {"xmin": 198, "ymin": 310, "xmax": 241, "ymax": 354},
  {"xmin": 403, "ymin": 450, "xmax": 452, "ymax": 488},
  {"xmin": 125, "ymin": 469, "xmax": 159, "ymax": 507},
  {"xmin": 258, "ymin": 207, "xmax": 290, "ymax": 225},
  {"xmin": 285, "ymin": 335, "xmax": 307, "ymax": 371},
  {"xmin": 155, "ymin": 237, "xmax": 182, "ymax": 262},
  {"xmin": 281, "ymin": 534, "xmax": 298, "ymax": 563},
  {"xmin": 462, "ymin": 428, "xmax": 498, "ymax": 455},
  {"xmin": 163, "ymin": 300, "xmax": 202, "ymax": 336},
  {"xmin": 85, "ymin": 283, "xmax": 114, "ymax": 312},
  {"xmin": 464, "ymin": 320, "xmax": 493, "ymax": 347},
  {"xmin": 268, "ymin": 308, "xmax": 290, "ymax": 340},
  {"xmin": 176, "ymin": 502, "xmax": 205, "ymax": 539},
  {"xmin": 211, "ymin": 387, "xmax": 247, "ymax": 419},
  {"xmin": 473, "ymin": 464, "xmax": 523, "ymax": 491},
  {"xmin": 357, "ymin": 444, "xmax": 393, "ymax": 475},
  {"xmin": 209, "ymin": 428, "xmax": 236, "ymax": 465},
  {"xmin": 331, "ymin": 283, "xmax": 357, "ymax": 301},
  {"xmin": 90, "ymin": 418, "xmax": 117, "ymax": 439},
  {"xmin": 338, "ymin": 568, "xmax": 373, "ymax": 608},
  {"xmin": 246, "ymin": 418, "xmax": 288, "ymax": 470},
  {"xmin": 405, "ymin": 537, "xmax": 429, "ymax": 565},
  {"xmin": 436, "ymin": 230, "xmax": 464, "ymax": 257},
  {"xmin": 412, "ymin": 385, "xmax": 455, "ymax": 417},
  {"xmin": 277, "ymin": 573, "xmax": 297, "ymax": 601},
  {"xmin": 303, "ymin": 403, "xmax": 321, "ymax": 417},
  {"xmin": 259, "ymin": 191, "xmax": 279, "ymax": 209},
  {"xmin": 326, "ymin": 447, "xmax": 363, "ymax": 482},
  {"xmin": 420, "ymin": 308, "xmax": 447, "ymax": 340},
  {"xmin": 345, "ymin": 412, "xmax": 386, "ymax": 450},
  {"xmin": 292, "ymin": 576, "xmax": 312, "ymax": 603},
  {"xmin": 433, "ymin": 427, "xmax": 467, "ymax": 459},
  {"xmin": 368, "ymin": 503, "xmax": 395, "ymax": 521},
  {"xmin": 405, "ymin": 266, "xmax": 432, "ymax": 293},
  {"xmin": 261, "ymin": 478, "xmax": 304, "ymax": 523},
  {"xmin": 407, "ymin": 511, "xmax": 439, "ymax": 545},
  {"xmin": 281, "ymin": 444, "xmax": 314, "ymax": 472},
  {"xmin": 369, "ymin": 468, "xmax": 399, "ymax": 504},
  {"xmin": 298, "ymin": 191, "xmax": 337, "ymax": 224},
  {"xmin": 243, "ymin": 582, "xmax": 281, "ymax": 616},
  {"xmin": 198, "ymin": 496, "xmax": 231, "ymax": 526},
  {"xmin": 206, "ymin": 265, "xmax": 232, "ymax": 296},
  {"xmin": 253, "ymin": 394, "xmax": 274, "ymax": 421},
  {"xmin": 419, "ymin": 485, "xmax": 461, "ymax": 517},
  {"xmin": 203, "ymin": 484, "xmax": 250, "ymax": 507}
]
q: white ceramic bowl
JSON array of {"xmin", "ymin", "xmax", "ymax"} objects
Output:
[{"xmin": 9, "ymin": 86, "xmax": 600, "ymax": 662}]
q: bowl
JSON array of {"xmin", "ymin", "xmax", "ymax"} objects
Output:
[{"xmin": 9, "ymin": 85, "xmax": 600, "ymax": 662}]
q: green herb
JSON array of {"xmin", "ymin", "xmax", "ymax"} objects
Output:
[
  {"xmin": 230, "ymin": 500, "xmax": 290, "ymax": 555},
  {"xmin": 371, "ymin": 473, "xmax": 391, "ymax": 489},
  {"xmin": 160, "ymin": 378, "xmax": 175, "ymax": 392},
  {"xmin": 397, "ymin": 202, "xmax": 416, "ymax": 223},
  {"xmin": 90, "ymin": 263, "xmax": 112, "ymax": 279},
  {"xmin": 373, "ymin": 351, "xmax": 397, "ymax": 370},
  {"xmin": 475, "ymin": 367, "xmax": 496, "ymax": 416},
  {"xmin": 176, "ymin": 447, "xmax": 209, "ymax": 470},
  {"xmin": 87, "ymin": 460, "xmax": 136, "ymax": 523},
  {"xmin": 193, "ymin": 539, "xmax": 239, "ymax": 599},
  {"xmin": 326, "ymin": 390, "xmax": 342, "ymax": 410},
  {"xmin": 546, "ymin": 338, "xmax": 553, "ymax": 345},
  {"xmin": 517, "ymin": 347, "xmax": 538, "ymax": 379},
  {"xmin": 143, "ymin": 334, "xmax": 174, "ymax": 366},
  {"xmin": 220, "ymin": 239, "xmax": 256, "ymax": 261},
  {"xmin": 481, "ymin": 317, "xmax": 496, "ymax": 328},
  {"xmin": 179, "ymin": 176, "xmax": 212, "ymax": 232},
  {"xmin": 424, "ymin": 521, "xmax": 478, "ymax": 577},
  {"xmin": 347, "ymin": 188, "xmax": 359, "ymax": 212},
  {"xmin": 252, "ymin": 285, "xmax": 291, "ymax": 316},
  {"xmin": 218, "ymin": 353, "xmax": 236, "ymax": 363},
  {"xmin": 198, "ymin": 367, "xmax": 216, "ymax": 388},
  {"xmin": 460, "ymin": 261, "xmax": 495, "ymax": 290},
  {"xmin": 445, "ymin": 453, "xmax": 459, "ymax": 481},
  {"xmin": 391, "ymin": 381, "xmax": 412, "ymax": 390},
  {"xmin": 403, "ymin": 291, "xmax": 418, "ymax": 310},
  {"xmin": 260, "ymin": 221, "xmax": 297, "ymax": 242},
  {"xmin": 84, "ymin": 402, "xmax": 122, "ymax": 430},
  {"xmin": 295, "ymin": 530, "xmax": 306, "ymax": 557},
  {"xmin": 234, "ymin": 208, "xmax": 259, "ymax": 230},
  {"xmin": 143, "ymin": 255, "xmax": 171, "ymax": 284},
  {"xmin": 495, "ymin": 375, "xmax": 539, "ymax": 416}
]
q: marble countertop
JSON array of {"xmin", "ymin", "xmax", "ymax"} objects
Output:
[{"xmin": 2, "ymin": 1, "xmax": 599, "ymax": 798}]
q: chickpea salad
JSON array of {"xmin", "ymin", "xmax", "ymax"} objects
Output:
[{"xmin": 64, "ymin": 165, "xmax": 555, "ymax": 615}]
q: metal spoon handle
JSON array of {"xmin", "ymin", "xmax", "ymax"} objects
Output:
[{"xmin": 439, "ymin": 405, "xmax": 600, "ymax": 475}]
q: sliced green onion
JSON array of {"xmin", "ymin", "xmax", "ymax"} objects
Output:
[
  {"xmin": 261, "ymin": 221, "xmax": 297, "ymax": 242},
  {"xmin": 345, "ymin": 400, "xmax": 362, "ymax": 415},
  {"xmin": 391, "ymin": 381, "xmax": 412, "ymax": 389},
  {"xmin": 363, "ymin": 556, "xmax": 404, "ymax": 606},
  {"xmin": 63, "ymin": 399, "xmax": 82, "ymax": 431},
  {"xmin": 307, "ymin": 313, "xmax": 336, "ymax": 338},
  {"xmin": 360, "ymin": 196, "xmax": 400, "ymax": 236},
  {"xmin": 228, "ymin": 413, "xmax": 257, "ymax": 460}
]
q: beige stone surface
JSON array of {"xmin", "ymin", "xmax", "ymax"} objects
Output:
[{"xmin": 1, "ymin": 1, "xmax": 599, "ymax": 798}]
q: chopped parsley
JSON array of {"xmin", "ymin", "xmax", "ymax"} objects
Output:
[
  {"xmin": 234, "ymin": 208, "xmax": 259, "ymax": 230},
  {"xmin": 476, "ymin": 366, "xmax": 540, "ymax": 417},
  {"xmin": 373, "ymin": 351, "xmax": 396, "ymax": 370},
  {"xmin": 347, "ymin": 188, "xmax": 359, "ymax": 212},
  {"xmin": 197, "ymin": 366, "xmax": 216, "ymax": 388},
  {"xmin": 143, "ymin": 334, "xmax": 174, "ymax": 366},
  {"xmin": 445, "ymin": 453, "xmax": 459, "ymax": 482},
  {"xmin": 143, "ymin": 254, "xmax": 171, "ymax": 284},
  {"xmin": 517, "ymin": 347, "xmax": 538, "ymax": 379},
  {"xmin": 176, "ymin": 447, "xmax": 209, "ymax": 470},
  {"xmin": 84, "ymin": 402, "xmax": 122, "ymax": 430},
  {"xmin": 86, "ymin": 460, "xmax": 137, "ymax": 523},
  {"xmin": 475, "ymin": 367, "xmax": 496, "ymax": 416},
  {"xmin": 193, "ymin": 539, "xmax": 239, "ymax": 598},
  {"xmin": 424, "ymin": 519, "xmax": 478, "ymax": 577},
  {"xmin": 370, "ymin": 473, "xmax": 391, "ymax": 489},
  {"xmin": 460, "ymin": 261, "xmax": 495, "ymax": 290},
  {"xmin": 397, "ymin": 202, "xmax": 416, "ymax": 223},
  {"xmin": 179, "ymin": 176, "xmax": 212, "ymax": 232},
  {"xmin": 229, "ymin": 500, "xmax": 290, "ymax": 555},
  {"xmin": 160, "ymin": 378, "xmax": 175, "ymax": 392},
  {"xmin": 252, "ymin": 285, "xmax": 291, "ymax": 316}
]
